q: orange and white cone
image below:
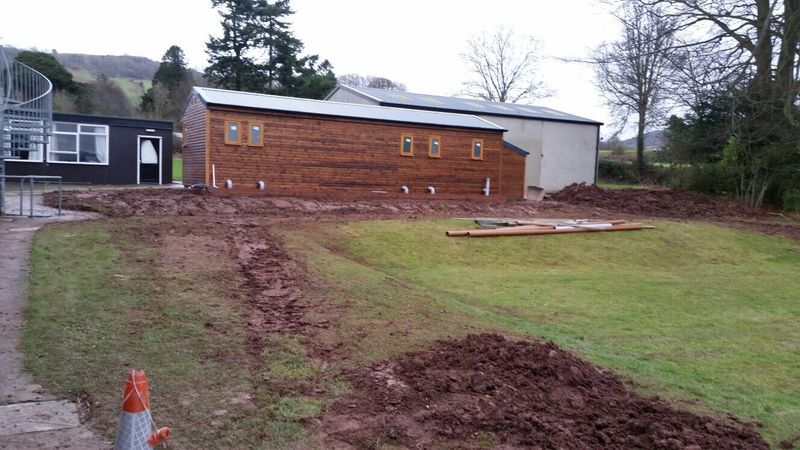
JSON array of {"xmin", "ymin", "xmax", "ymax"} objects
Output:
[{"xmin": 114, "ymin": 369, "xmax": 170, "ymax": 449}]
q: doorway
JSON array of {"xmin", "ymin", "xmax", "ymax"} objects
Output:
[{"xmin": 137, "ymin": 136, "xmax": 162, "ymax": 184}]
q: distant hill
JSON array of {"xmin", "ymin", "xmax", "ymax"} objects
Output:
[
  {"xmin": 622, "ymin": 130, "xmax": 665, "ymax": 150},
  {"xmin": 3, "ymin": 46, "xmax": 204, "ymax": 106}
]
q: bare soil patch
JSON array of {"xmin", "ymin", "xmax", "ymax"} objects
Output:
[
  {"xmin": 45, "ymin": 187, "xmax": 800, "ymax": 241},
  {"xmin": 320, "ymin": 333, "xmax": 768, "ymax": 449}
]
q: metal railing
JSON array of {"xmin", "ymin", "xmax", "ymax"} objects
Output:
[
  {"xmin": 1, "ymin": 49, "xmax": 53, "ymax": 159},
  {"xmin": 0, "ymin": 175, "xmax": 62, "ymax": 217}
]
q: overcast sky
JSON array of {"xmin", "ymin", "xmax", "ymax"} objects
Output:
[{"xmin": 1, "ymin": 0, "xmax": 623, "ymax": 136}]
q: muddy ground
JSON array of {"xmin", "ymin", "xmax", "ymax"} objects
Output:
[
  {"xmin": 322, "ymin": 334, "xmax": 768, "ymax": 449},
  {"xmin": 46, "ymin": 184, "xmax": 800, "ymax": 241},
  {"xmin": 42, "ymin": 186, "xmax": 797, "ymax": 449}
]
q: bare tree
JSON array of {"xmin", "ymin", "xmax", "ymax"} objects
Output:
[
  {"xmin": 460, "ymin": 27, "xmax": 551, "ymax": 103},
  {"xmin": 338, "ymin": 73, "xmax": 406, "ymax": 91},
  {"xmin": 593, "ymin": 3, "xmax": 676, "ymax": 175},
  {"xmin": 634, "ymin": 0, "xmax": 800, "ymax": 208}
]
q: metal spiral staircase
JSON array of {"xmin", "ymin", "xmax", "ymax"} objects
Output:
[{"xmin": 1, "ymin": 45, "xmax": 53, "ymax": 214}]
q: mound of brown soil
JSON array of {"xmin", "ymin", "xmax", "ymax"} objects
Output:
[
  {"xmin": 322, "ymin": 334, "xmax": 767, "ymax": 449},
  {"xmin": 549, "ymin": 183, "xmax": 749, "ymax": 219}
]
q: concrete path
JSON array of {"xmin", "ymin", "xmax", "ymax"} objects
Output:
[{"xmin": 0, "ymin": 194, "xmax": 109, "ymax": 449}]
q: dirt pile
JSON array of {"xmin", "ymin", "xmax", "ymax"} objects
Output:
[
  {"xmin": 322, "ymin": 334, "xmax": 768, "ymax": 449},
  {"xmin": 550, "ymin": 183, "xmax": 747, "ymax": 219}
]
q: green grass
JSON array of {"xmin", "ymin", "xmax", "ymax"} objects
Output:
[
  {"xmin": 67, "ymin": 67, "xmax": 94, "ymax": 83},
  {"xmin": 283, "ymin": 220, "xmax": 800, "ymax": 447},
  {"xmin": 23, "ymin": 220, "xmax": 327, "ymax": 448},
  {"xmin": 110, "ymin": 77, "xmax": 151, "ymax": 106},
  {"xmin": 597, "ymin": 181, "xmax": 651, "ymax": 190},
  {"xmin": 173, "ymin": 155, "xmax": 182, "ymax": 182}
]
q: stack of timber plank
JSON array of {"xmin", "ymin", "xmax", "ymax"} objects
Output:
[{"xmin": 447, "ymin": 218, "xmax": 649, "ymax": 238}]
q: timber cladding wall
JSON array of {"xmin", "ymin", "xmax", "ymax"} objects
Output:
[
  {"xmin": 197, "ymin": 105, "xmax": 525, "ymax": 198},
  {"xmin": 181, "ymin": 95, "xmax": 208, "ymax": 185}
]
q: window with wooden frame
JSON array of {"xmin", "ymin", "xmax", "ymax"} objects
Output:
[
  {"xmin": 224, "ymin": 121, "xmax": 241, "ymax": 145},
  {"xmin": 428, "ymin": 137, "xmax": 441, "ymax": 158},
  {"xmin": 247, "ymin": 123, "xmax": 264, "ymax": 147},
  {"xmin": 471, "ymin": 139, "xmax": 484, "ymax": 160},
  {"xmin": 400, "ymin": 135, "xmax": 414, "ymax": 156}
]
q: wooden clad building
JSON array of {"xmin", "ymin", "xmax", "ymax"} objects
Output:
[
  {"xmin": 181, "ymin": 87, "xmax": 527, "ymax": 198},
  {"xmin": 326, "ymin": 85, "xmax": 603, "ymax": 196}
]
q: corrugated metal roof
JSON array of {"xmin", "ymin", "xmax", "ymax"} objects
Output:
[
  {"xmin": 332, "ymin": 85, "xmax": 602, "ymax": 125},
  {"xmin": 193, "ymin": 87, "xmax": 506, "ymax": 131}
]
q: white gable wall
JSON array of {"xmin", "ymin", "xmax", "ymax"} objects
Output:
[
  {"xmin": 539, "ymin": 121, "xmax": 599, "ymax": 193},
  {"xmin": 327, "ymin": 88, "xmax": 376, "ymax": 105}
]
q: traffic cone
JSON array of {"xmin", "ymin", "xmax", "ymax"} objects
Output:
[{"xmin": 114, "ymin": 369, "xmax": 170, "ymax": 449}]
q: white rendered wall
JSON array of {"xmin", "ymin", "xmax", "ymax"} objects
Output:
[
  {"xmin": 476, "ymin": 115, "xmax": 543, "ymax": 190},
  {"xmin": 539, "ymin": 121, "xmax": 598, "ymax": 192}
]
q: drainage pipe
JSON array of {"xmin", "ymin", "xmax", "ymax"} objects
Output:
[
  {"xmin": 468, "ymin": 223, "xmax": 645, "ymax": 238},
  {"xmin": 257, "ymin": 180, "xmax": 265, "ymax": 190},
  {"xmin": 401, "ymin": 186, "xmax": 409, "ymax": 194},
  {"xmin": 427, "ymin": 186, "xmax": 436, "ymax": 194},
  {"xmin": 483, "ymin": 178, "xmax": 491, "ymax": 196},
  {"xmin": 212, "ymin": 164, "xmax": 217, "ymax": 188},
  {"xmin": 225, "ymin": 179, "xmax": 233, "ymax": 189}
]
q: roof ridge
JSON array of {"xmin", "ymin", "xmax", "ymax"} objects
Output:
[{"xmin": 339, "ymin": 85, "xmax": 601, "ymax": 124}]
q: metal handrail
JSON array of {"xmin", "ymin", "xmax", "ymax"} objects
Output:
[
  {"xmin": 3, "ymin": 59, "xmax": 53, "ymax": 113},
  {"xmin": 0, "ymin": 175, "xmax": 62, "ymax": 217}
]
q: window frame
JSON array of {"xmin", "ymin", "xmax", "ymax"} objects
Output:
[
  {"xmin": 428, "ymin": 136, "xmax": 441, "ymax": 158},
  {"xmin": 3, "ymin": 119, "xmax": 45, "ymax": 163},
  {"xmin": 400, "ymin": 134, "xmax": 414, "ymax": 157},
  {"xmin": 247, "ymin": 122, "xmax": 264, "ymax": 147},
  {"xmin": 47, "ymin": 122, "xmax": 110, "ymax": 166},
  {"xmin": 224, "ymin": 120, "xmax": 242, "ymax": 145},
  {"xmin": 471, "ymin": 139, "xmax": 484, "ymax": 161}
]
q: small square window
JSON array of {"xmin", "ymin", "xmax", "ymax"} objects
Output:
[
  {"xmin": 471, "ymin": 139, "xmax": 484, "ymax": 160},
  {"xmin": 224, "ymin": 121, "xmax": 241, "ymax": 145},
  {"xmin": 248, "ymin": 123, "xmax": 263, "ymax": 146},
  {"xmin": 429, "ymin": 137, "xmax": 441, "ymax": 158},
  {"xmin": 400, "ymin": 135, "xmax": 414, "ymax": 156}
]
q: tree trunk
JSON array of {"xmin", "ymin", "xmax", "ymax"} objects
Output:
[{"xmin": 636, "ymin": 112, "xmax": 646, "ymax": 176}]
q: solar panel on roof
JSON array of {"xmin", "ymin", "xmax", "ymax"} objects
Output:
[{"xmin": 343, "ymin": 86, "xmax": 601, "ymax": 124}]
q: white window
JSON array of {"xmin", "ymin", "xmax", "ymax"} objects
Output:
[
  {"xmin": 3, "ymin": 119, "xmax": 44, "ymax": 162},
  {"xmin": 49, "ymin": 122, "xmax": 109, "ymax": 165}
]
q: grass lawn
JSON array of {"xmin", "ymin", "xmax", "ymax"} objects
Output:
[
  {"xmin": 23, "ymin": 217, "xmax": 800, "ymax": 448},
  {"xmin": 283, "ymin": 220, "xmax": 800, "ymax": 447},
  {"xmin": 172, "ymin": 155, "xmax": 182, "ymax": 182}
]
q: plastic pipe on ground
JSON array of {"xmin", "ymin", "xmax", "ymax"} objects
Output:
[
  {"xmin": 468, "ymin": 223, "xmax": 644, "ymax": 238},
  {"xmin": 448, "ymin": 224, "xmax": 552, "ymax": 237}
]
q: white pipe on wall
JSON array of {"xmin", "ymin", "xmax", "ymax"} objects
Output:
[
  {"xmin": 483, "ymin": 177, "xmax": 491, "ymax": 196},
  {"xmin": 427, "ymin": 186, "xmax": 436, "ymax": 194},
  {"xmin": 401, "ymin": 186, "xmax": 409, "ymax": 194},
  {"xmin": 257, "ymin": 180, "xmax": 265, "ymax": 190},
  {"xmin": 225, "ymin": 179, "xmax": 233, "ymax": 189},
  {"xmin": 212, "ymin": 165, "xmax": 217, "ymax": 188}
]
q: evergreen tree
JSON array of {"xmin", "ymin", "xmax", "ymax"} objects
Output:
[
  {"xmin": 204, "ymin": 0, "xmax": 335, "ymax": 97},
  {"xmin": 141, "ymin": 45, "xmax": 194, "ymax": 123},
  {"xmin": 14, "ymin": 51, "xmax": 81, "ymax": 94},
  {"xmin": 205, "ymin": 0, "xmax": 263, "ymax": 91}
]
